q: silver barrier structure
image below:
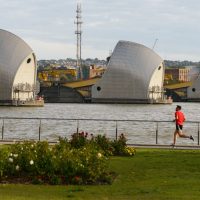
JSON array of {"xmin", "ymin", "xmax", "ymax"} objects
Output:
[{"xmin": 0, "ymin": 117, "xmax": 200, "ymax": 145}]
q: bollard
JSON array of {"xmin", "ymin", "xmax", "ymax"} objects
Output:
[
  {"xmin": 77, "ymin": 120, "xmax": 79, "ymax": 134},
  {"xmin": 115, "ymin": 121, "xmax": 118, "ymax": 140},
  {"xmin": 39, "ymin": 119, "xmax": 41, "ymax": 141},
  {"xmin": 156, "ymin": 122, "xmax": 158, "ymax": 144},
  {"xmin": 1, "ymin": 119, "xmax": 4, "ymax": 140}
]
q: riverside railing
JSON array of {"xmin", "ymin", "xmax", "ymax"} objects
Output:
[{"xmin": 0, "ymin": 117, "xmax": 200, "ymax": 146}]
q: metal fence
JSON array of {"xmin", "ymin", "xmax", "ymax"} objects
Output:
[{"xmin": 0, "ymin": 117, "xmax": 200, "ymax": 146}]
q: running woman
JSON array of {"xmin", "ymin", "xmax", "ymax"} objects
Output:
[{"xmin": 172, "ymin": 105, "xmax": 194, "ymax": 146}]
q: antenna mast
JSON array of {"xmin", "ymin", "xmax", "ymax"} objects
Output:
[{"xmin": 75, "ymin": 3, "xmax": 83, "ymax": 79}]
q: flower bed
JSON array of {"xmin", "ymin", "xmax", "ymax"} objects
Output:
[{"xmin": 0, "ymin": 133, "xmax": 135, "ymax": 185}]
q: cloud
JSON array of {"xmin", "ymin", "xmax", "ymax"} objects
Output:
[
  {"xmin": 86, "ymin": 21, "xmax": 105, "ymax": 28},
  {"xmin": 27, "ymin": 38, "xmax": 109, "ymax": 60},
  {"xmin": 28, "ymin": 39, "xmax": 76, "ymax": 60},
  {"xmin": 0, "ymin": 0, "xmax": 200, "ymax": 60}
]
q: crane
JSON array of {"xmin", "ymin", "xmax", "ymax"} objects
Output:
[{"xmin": 152, "ymin": 38, "xmax": 158, "ymax": 50}]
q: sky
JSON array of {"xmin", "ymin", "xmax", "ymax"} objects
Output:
[{"xmin": 1, "ymin": 0, "xmax": 200, "ymax": 61}]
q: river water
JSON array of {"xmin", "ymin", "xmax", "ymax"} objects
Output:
[{"xmin": 0, "ymin": 102, "xmax": 200, "ymax": 145}]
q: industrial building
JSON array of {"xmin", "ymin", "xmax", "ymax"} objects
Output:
[
  {"xmin": 39, "ymin": 78, "xmax": 99, "ymax": 103},
  {"xmin": 39, "ymin": 85, "xmax": 84, "ymax": 103},
  {"xmin": 0, "ymin": 29, "xmax": 42, "ymax": 106},
  {"xmin": 91, "ymin": 40, "xmax": 167, "ymax": 103},
  {"xmin": 165, "ymin": 68, "xmax": 190, "ymax": 83}
]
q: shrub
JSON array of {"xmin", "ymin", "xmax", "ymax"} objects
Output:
[
  {"xmin": 0, "ymin": 139, "xmax": 112, "ymax": 185},
  {"xmin": 4, "ymin": 141, "xmax": 38, "ymax": 176},
  {"xmin": 0, "ymin": 133, "xmax": 135, "ymax": 185},
  {"xmin": 112, "ymin": 133, "xmax": 127, "ymax": 156},
  {"xmin": 70, "ymin": 132, "xmax": 88, "ymax": 148},
  {"xmin": 93, "ymin": 135, "xmax": 114, "ymax": 156},
  {"xmin": 49, "ymin": 175, "xmax": 62, "ymax": 185},
  {"xmin": 78, "ymin": 144, "xmax": 108, "ymax": 184},
  {"xmin": 0, "ymin": 147, "xmax": 9, "ymax": 177},
  {"xmin": 123, "ymin": 146, "xmax": 136, "ymax": 156}
]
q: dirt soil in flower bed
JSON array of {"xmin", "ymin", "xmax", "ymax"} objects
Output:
[
  {"xmin": 0, "ymin": 177, "xmax": 35, "ymax": 185},
  {"xmin": 0, "ymin": 172, "xmax": 117, "ymax": 185}
]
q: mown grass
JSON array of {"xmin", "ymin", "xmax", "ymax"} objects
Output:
[{"xmin": 1, "ymin": 148, "xmax": 200, "ymax": 200}]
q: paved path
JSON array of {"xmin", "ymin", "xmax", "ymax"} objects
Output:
[{"xmin": 1, "ymin": 140, "xmax": 200, "ymax": 150}]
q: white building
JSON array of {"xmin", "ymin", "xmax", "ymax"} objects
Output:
[
  {"xmin": 92, "ymin": 40, "xmax": 165, "ymax": 103},
  {"xmin": 0, "ymin": 29, "xmax": 37, "ymax": 105}
]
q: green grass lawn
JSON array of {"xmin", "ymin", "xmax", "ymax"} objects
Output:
[{"xmin": 1, "ymin": 148, "xmax": 200, "ymax": 200}]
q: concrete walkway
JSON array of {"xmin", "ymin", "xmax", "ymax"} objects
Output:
[{"xmin": 1, "ymin": 140, "xmax": 200, "ymax": 150}]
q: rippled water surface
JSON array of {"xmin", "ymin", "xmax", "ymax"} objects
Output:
[{"xmin": 1, "ymin": 102, "xmax": 200, "ymax": 145}]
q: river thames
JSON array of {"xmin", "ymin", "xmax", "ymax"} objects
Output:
[{"xmin": 0, "ymin": 102, "xmax": 200, "ymax": 145}]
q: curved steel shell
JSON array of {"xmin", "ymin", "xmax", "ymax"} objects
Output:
[
  {"xmin": 187, "ymin": 77, "xmax": 200, "ymax": 100},
  {"xmin": 0, "ymin": 29, "xmax": 35, "ymax": 101},
  {"xmin": 92, "ymin": 40, "xmax": 164, "ymax": 103}
]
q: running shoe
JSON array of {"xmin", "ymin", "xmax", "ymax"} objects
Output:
[
  {"xmin": 190, "ymin": 135, "xmax": 194, "ymax": 141},
  {"xmin": 171, "ymin": 143, "xmax": 175, "ymax": 147}
]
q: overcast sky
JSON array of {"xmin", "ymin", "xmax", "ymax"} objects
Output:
[{"xmin": 1, "ymin": 0, "xmax": 200, "ymax": 61}]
